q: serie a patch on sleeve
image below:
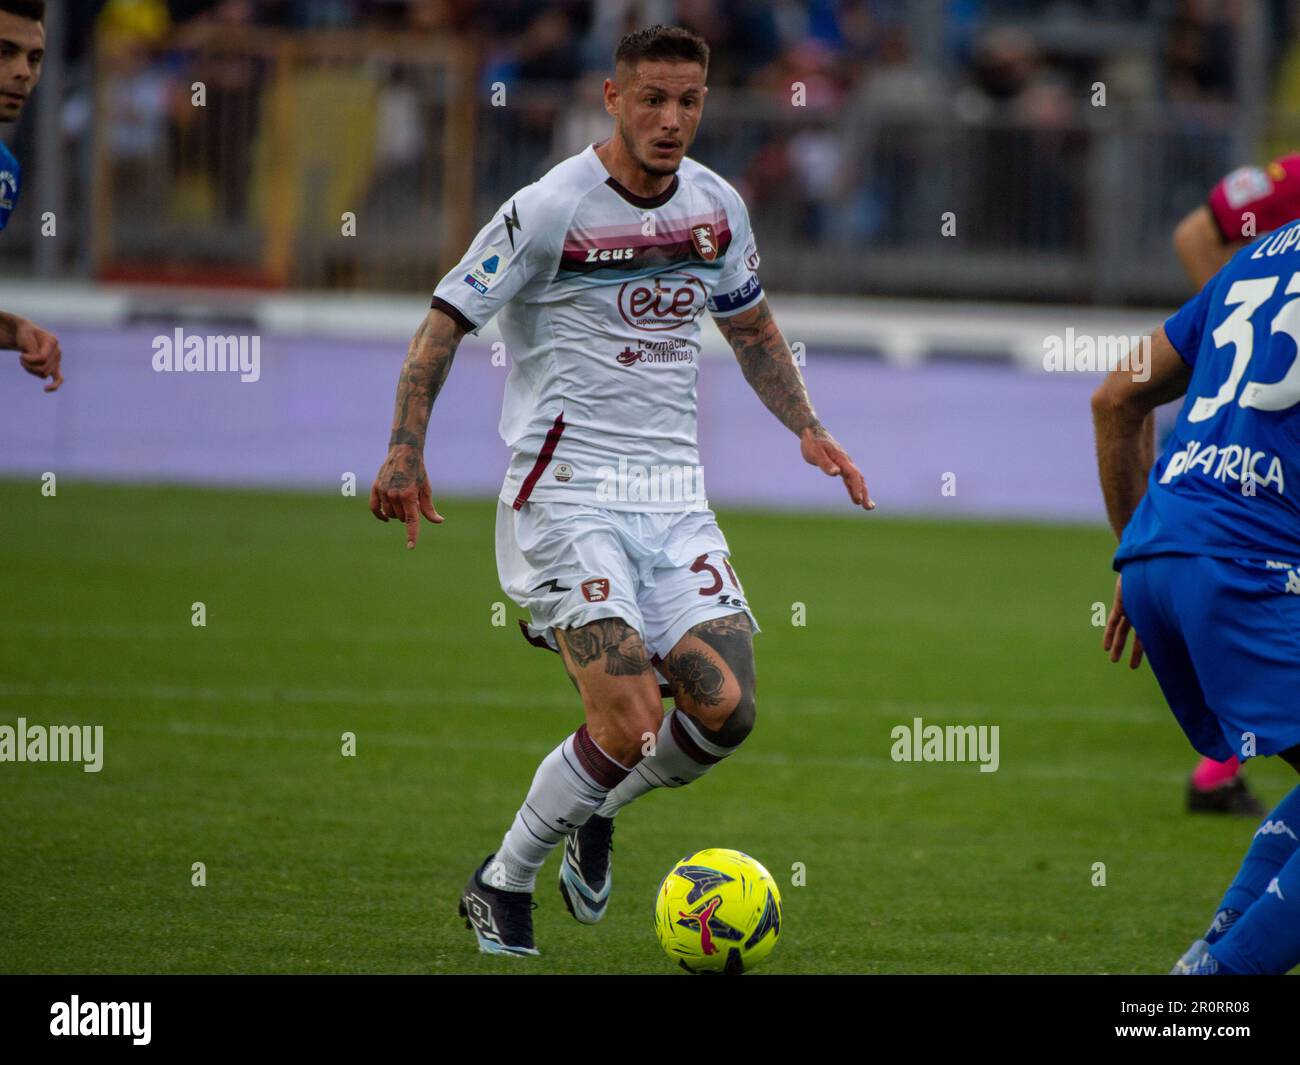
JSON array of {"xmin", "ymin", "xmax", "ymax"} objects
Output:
[{"xmin": 464, "ymin": 245, "xmax": 510, "ymax": 294}]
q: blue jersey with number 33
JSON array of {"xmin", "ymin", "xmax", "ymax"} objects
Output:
[{"xmin": 1116, "ymin": 217, "xmax": 1300, "ymax": 567}]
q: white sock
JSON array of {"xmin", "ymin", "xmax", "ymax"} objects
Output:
[
  {"xmin": 490, "ymin": 725, "xmax": 630, "ymax": 892},
  {"xmin": 596, "ymin": 709, "xmax": 733, "ymax": 818}
]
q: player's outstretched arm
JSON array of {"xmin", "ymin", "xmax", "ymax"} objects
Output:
[
  {"xmin": 369, "ymin": 306, "xmax": 466, "ymax": 549},
  {"xmin": 0, "ymin": 310, "xmax": 63, "ymax": 392},
  {"xmin": 714, "ymin": 297, "xmax": 874, "ymax": 510},
  {"xmin": 1091, "ymin": 325, "xmax": 1191, "ymax": 667}
]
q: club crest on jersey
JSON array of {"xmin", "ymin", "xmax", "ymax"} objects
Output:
[
  {"xmin": 553, "ymin": 463, "xmax": 573, "ymax": 482},
  {"xmin": 690, "ymin": 223, "xmax": 718, "ymax": 261},
  {"xmin": 581, "ymin": 578, "xmax": 610, "ymax": 602}
]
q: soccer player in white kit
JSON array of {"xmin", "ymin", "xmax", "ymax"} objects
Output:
[{"xmin": 370, "ymin": 25, "xmax": 874, "ymax": 956}]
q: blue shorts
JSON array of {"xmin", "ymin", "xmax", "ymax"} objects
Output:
[{"xmin": 1119, "ymin": 554, "xmax": 1300, "ymax": 763}]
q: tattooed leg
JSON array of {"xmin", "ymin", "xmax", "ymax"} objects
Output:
[
  {"xmin": 559, "ymin": 616, "xmax": 651, "ymax": 677},
  {"xmin": 595, "ymin": 613, "xmax": 757, "ymax": 818},
  {"xmin": 485, "ymin": 617, "xmax": 662, "ymax": 893},
  {"xmin": 556, "ymin": 617, "xmax": 664, "ymax": 767},
  {"xmin": 662, "ymin": 613, "xmax": 757, "ymax": 746}
]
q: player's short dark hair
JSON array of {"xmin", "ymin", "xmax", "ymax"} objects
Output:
[
  {"xmin": 615, "ymin": 25, "xmax": 709, "ymax": 78},
  {"xmin": 0, "ymin": 0, "xmax": 45, "ymax": 22}
]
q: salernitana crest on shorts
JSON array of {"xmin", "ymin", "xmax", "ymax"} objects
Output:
[
  {"xmin": 581, "ymin": 578, "xmax": 611, "ymax": 602},
  {"xmin": 690, "ymin": 223, "xmax": 718, "ymax": 262}
]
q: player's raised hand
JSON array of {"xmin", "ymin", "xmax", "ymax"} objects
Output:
[
  {"xmin": 369, "ymin": 445, "xmax": 443, "ymax": 549},
  {"xmin": 15, "ymin": 319, "xmax": 63, "ymax": 392},
  {"xmin": 800, "ymin": 425, "xmax": 875, "ymax": 510},
  {"xmin": 1103, "ymin": 573, "xmax": 1144, "ymax": 669}
]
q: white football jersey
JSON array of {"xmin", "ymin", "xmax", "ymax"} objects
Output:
[{"xmin": 431, "ymin": 141, "xmax": 762, "ymax": 512}]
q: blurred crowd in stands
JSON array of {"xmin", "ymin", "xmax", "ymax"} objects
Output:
[
  {"xmin": 68, "ymin": 0, "xmax": 1295, "ymax": 106},
  {"xmin": 10, "ymin": 0, "xmax": 1300, "ymax": 297}
]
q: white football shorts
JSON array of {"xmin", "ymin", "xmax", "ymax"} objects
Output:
[{"xmin": 496, "ymin": 499, "xmax": 761, "ymax": 667}]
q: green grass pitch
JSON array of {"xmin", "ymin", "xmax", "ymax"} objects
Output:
[{"xmin": 0, "ymin": 479, "xmax": 1290, "ymax": 974}]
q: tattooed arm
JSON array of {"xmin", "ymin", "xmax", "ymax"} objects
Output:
[
  {"xmin": 714, "ymin": 297, "xmax": 874, "ymax": 509},
  {"xmin": 369, "ymin": 306, "xmax": 467, "ymax": 548}
]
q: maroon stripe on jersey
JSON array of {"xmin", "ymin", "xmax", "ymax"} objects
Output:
[
  {"xmin": 563, "ymin": 220, "xmax": 729, "ymax": 250},
  {"xmin": 558, "ymin": 226, "xmax": 734, "ymax": 276},
  {"xmin": 430, "ymin": 295, "xmax": 476, "ymax": 333},
  {"xmin": 573, "ymin": 724, "xmax": 631, "ymax": 787},
  {"xmin": 560, "ymin": 239, "xmax": 695, "ymax": 274},
  {"xmin": 670, "ymin": 709, "xmax": 723, "ymax": 766},
  {"xmin": 561, "ymin": 224, "xmax": 732, "ymax": 255},
  {"xmin": 512, "ymin": 411, "xmax": 566, "ymax": 510}
]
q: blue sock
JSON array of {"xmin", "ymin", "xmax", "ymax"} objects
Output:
[
  {"xmin": 1204, "ymin": 784, "xmax": 1300, "ymax": 945},
  {"xmin": 1209, "ymin": 841, "xmax": 1300, "ymax": 974}
]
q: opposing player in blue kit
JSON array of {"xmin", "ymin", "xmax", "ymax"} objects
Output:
[
  {"xmin": 0, "ymin": 0, "xmax": 62, "ymax": 392},
  {"xmin": 1093, "ymin": 216, "xmax": 1300, "ymax": 975}
]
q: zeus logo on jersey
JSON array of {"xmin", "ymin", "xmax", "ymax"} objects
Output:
[
  {"xmin": 1159, "ymin": 439, "xmax": 1285, "ymax": 495},
  {"xmin": 585, "ymin": 247, "xmax": 634, "ymax": 263}
]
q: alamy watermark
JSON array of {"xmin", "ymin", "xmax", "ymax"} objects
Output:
[
  {"xmin": 596, "ymin": 458, "xmax": 706, "ymax": 506},
  {"xmin": 1042, "ymin": 329, "xmax": 1150, "ymax": 382},
  {"xmin": 890, "ymin": 716, "xmax": 1000, "ymax": 773},
  {"xmin": 151, "ymin": 328, "xmax": 261, "ymax": 383},
  {"xmin": 0, "ymin": 718, "xmax": 103, "ymax": 772},
  {"xmin": 50, "ymin": 996, "xmax": 150, "ymax": 1045}
]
